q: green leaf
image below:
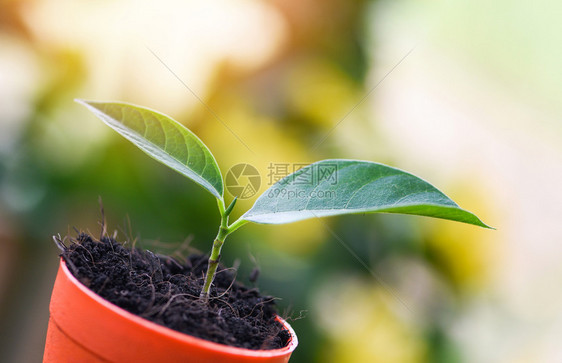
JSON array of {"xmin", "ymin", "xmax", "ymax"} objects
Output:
[
  {"xmin": 76, "ymin": 100, "xmax": 223, "ymax": 199},
  {"xmin": 242, "ymin": 159, "xmax": 491, "ymax": 228}
]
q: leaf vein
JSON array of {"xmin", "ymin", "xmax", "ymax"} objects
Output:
[{"xmin": 343, "ymin": 174, "xmax": 400, "ymax": 208}]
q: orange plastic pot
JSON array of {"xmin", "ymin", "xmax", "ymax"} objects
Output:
[{"xmin": 44, "ymin": 259, "xmax": 298, "ymax": 362}]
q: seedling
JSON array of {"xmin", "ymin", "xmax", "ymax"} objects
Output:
[{"xmin": 76, "ymin": 100, "xmax": 491, "ymax": 302}]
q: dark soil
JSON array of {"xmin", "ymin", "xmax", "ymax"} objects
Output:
[{"xmin": 58, "ymin": 233, "xmax": 290, "ymax": 350}]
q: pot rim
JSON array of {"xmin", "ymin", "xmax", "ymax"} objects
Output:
[{"xmin": 59, "ymin": 258, "xmax": 298, "ymax": 358}]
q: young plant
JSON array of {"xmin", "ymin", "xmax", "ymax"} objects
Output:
[{"xmin": 76, "ymin": 100, "xmax": 492, "ymax": 301}]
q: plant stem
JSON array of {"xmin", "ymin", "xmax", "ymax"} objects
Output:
[
  {"xmin": 227, "ymin": 218, "xmax": 249, "ymax": 234},
  {"xmin": 199, "ymin": 200, "xmax": 229, "ymax": 301},
  {"xmin": 199, "ymin": 225, "xmax": 229, "ymax": 302},
  {"xmin": 199, "ymin": 201, "xmax": 251, "ymax": 302}
]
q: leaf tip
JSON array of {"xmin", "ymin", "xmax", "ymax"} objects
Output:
[
  {"xmin": 481, "ymin": 222, "xmax": 496, "ymax": 230},
  {"xmin": 470, "ymin": 214, "xmax": 495, "ymax": 230}
]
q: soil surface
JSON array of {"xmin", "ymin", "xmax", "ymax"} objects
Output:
[{"xmin": 59, "ymin": 233, "xmax": 290, "ymax": 350}]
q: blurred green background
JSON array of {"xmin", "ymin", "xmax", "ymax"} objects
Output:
[{"xmin": 1, "ymin": 0, "xmax": 562, "ymax": 362}]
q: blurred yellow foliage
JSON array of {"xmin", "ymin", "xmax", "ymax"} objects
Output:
[
  {"xmin": 314, "ymin": 276, "xmax": 427, "ymax": 363},
  {"xmin": 425, "ymin": 180, "xmax": 497, "ymax": 291},
  {"xmin": 285, "ymin": 57, "xmax": 360, "ymax": 128}
]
